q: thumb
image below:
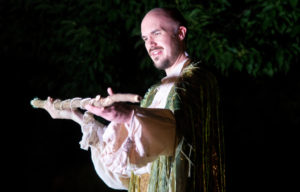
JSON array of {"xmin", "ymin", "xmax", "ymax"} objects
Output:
[{"xmin": 107, "ymin": 87, "xmax": 114, "ymax": 96}]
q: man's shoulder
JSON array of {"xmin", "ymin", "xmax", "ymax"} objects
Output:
[
  {"xmin": 180, "ymin": 60, "xmax": 213, "ymax": 80},
  {"xmin": 184, "ymin": 59, "xmax": 220, "ymax": 78},
  {"xmin": 140, "ymin": 83, "xmax": 160, "ymax": 107},
  {"xmin": 181, "ymin": 60, "xmax": 201, "ymax": 77},
  {"xmin": 177, "ymin": 60, "xmax": 220, "ymax": 93}
]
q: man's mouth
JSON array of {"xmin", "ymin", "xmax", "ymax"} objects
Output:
[{"xmin": 149, "ymin": 47, "xmax": 163, "ymax": 56}]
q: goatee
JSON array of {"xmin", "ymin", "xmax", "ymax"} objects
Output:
[{"xmin": 154, "ymin": 59, "xmax": 171, "ymax": 70}]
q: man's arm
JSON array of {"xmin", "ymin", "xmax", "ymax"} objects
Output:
[
  {"xmin": 39, "ymin": 96, "xmax": 130, "ymax": 190},
  {"xmin": 42, "ymin": 96, "xmax": 85, "ymax": 125},
  {"xmin": 86, "ymin": 98, "xmax": 177, "ymax": 168}
]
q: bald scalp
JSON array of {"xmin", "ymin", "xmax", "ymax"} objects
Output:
[
  {"xmin": 142, "ymin": 9, "xmax": 177, "ymax": 32},
  {"xmin": 144, "ymin": 8, "xmax": 187, "ymax": 28},
  {"xmin": 142, "ymin": 8, "xmax": 188, "ymax": 40}
]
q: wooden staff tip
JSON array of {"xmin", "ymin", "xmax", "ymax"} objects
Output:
[{"xmin": 30, "ymin": 97, "xmax": 40, "ymax": 108}]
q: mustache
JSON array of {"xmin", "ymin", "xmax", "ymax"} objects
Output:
[{"xmin": 149, "ymin": 46, "xmax": 163, "ymax": 53}]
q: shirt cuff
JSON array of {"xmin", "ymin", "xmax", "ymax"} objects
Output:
[{"xmin": 80, "ymin": 112, "xmax": 105, "ymax": 150}]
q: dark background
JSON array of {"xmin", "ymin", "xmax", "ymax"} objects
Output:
[{"xmin": 2, "ymin": 0, "xmax": 299, "ymax": 192}]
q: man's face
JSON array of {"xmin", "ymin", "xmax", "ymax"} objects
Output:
[{"xmin": 141, "ymin": 12, "xmax": 181, "ymax": 70}]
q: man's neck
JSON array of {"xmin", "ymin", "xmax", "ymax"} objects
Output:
[{"xmin": 165, "ymin": 52, "xmax": 189, "ymax": 76}]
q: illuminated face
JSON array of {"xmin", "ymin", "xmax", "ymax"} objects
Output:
[{"xmin": 141, "ymin": 11, "xmax": 182, "ymax": 70}]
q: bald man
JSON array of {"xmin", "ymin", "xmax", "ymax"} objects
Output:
[{"xmin": 44, "ymin": 8, "xmax": 225, "ymax": 192}]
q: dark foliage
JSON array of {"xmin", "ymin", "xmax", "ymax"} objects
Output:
[{"xmin": 1, "ymin": 0, "xmax": 299, "ymax": 191}]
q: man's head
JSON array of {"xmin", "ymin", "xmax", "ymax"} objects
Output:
[{"xmin": 141, "ymin": 8, "xmax": 187, "ymax": 70}]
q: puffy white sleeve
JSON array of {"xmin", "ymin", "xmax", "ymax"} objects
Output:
[
  {"xmin": 79, "ymin": 112, "xmax": 129, "ymax": 190},
  {"xmin": 125, "ymin": 107, "xmax": 177, "ymax": 165},
  {"xmin": 79, "ymin": 107, "xmax": 176, "ymax": 189}
]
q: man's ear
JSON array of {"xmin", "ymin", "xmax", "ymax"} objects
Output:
[{"xmin": 177, "ymin": 26, "xmax": 187, "ymax": 41}]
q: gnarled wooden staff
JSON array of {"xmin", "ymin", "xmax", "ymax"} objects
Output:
[{"xmin": 30, "ymin": 93, "xmax": 142, "ymax": 110}]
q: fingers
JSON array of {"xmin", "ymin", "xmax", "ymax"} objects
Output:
[
  {"xmin": 47, "ymin": 96, "xmax": 53, "ymax": 103},
  {"xmin": 47, "ymin": 97, "xmax": 57, "ymax": 105},
  {"xmin": 84, "ymin": 104, "xmax": 95, "ymax": 112},
  {"xmin": 45, "ymin": 97, "xmax": 53, "ymax": 109},
  {"xmin": 107, "ymin": 87, "xmax": 114, "ymax": 96},
  {"xmin": 85, "ymin": 104, "xmax": 104, "ymax": 116}
]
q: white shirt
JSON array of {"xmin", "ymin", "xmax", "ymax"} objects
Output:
[
  {"xmin": 80, "ymin": 58, "xmax": 188, "ymax": 189},
  {"xmin": 149, "ymin": 58, "xmax": 188, "ymax": 108}
]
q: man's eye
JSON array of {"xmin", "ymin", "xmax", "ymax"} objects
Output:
[{"xmin": 154, "ymin": 32, "xmax": 160, "ymax": 36}]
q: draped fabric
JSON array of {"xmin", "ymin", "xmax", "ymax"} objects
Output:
[{"xmin": 129, "ymin": 61, "xmax": 226, "ymax": 192}]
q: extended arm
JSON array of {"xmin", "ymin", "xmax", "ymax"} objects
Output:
[{"xmin": 31, "ymin": 93, "xmax": 141, "ymax": 110}]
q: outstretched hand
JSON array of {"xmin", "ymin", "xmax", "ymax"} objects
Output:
[
  {"xmin": 85, "ymin": 88, "xmax": 134, "ymax": 123},
  {"xmin": 43, "ymin": 97, "xmax": 83, "ymax": 124}
]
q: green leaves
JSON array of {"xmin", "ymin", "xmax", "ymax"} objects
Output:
[
  {"xmin": 4, "ymin": 0, "xmax": 299, "ymax": 97},
  {"xmin": 289, "ymin": 0, "xmax": 298, "ymax": 8},
  {"xmin": 180, "ymin": 0, "xmax": 300, "ymax": 77}
]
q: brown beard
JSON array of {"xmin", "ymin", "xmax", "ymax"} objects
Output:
[
  {"xmin": 152, "ymin": 35, "xmax": 182, "ymax": 70},
  {"xmin": 154, "ymin": 58, "xmax": 172, "ymax": 70}
]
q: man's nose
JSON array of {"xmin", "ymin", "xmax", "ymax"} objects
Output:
[{"xmin": 149, "ymin": 36, "xmax": 157, "ymax": 46}]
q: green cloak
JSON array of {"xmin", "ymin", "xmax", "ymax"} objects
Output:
[{"xmin": 129, "ymin": 61, "xmax": 226, "ymax": 192}]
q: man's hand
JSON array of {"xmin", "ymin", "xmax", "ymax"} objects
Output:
[
  {"xmin": 43, "ymin": 97, "xmax": 83, "ymax": 124},
  {"xmin": 85, "ymin": 88, "xmax": 134, "ymax": 123}
]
